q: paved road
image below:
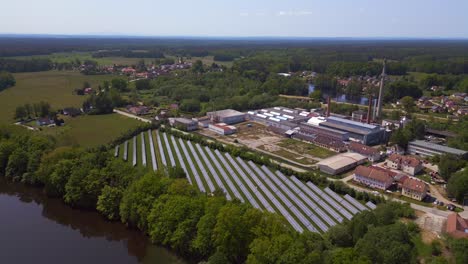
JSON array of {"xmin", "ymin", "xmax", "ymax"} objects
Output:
[{"xmin": 113, "ymin": 109, "xmax": 152, "ymax": 123}]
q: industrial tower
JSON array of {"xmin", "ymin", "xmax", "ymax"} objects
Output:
[{"xmin": 375, "ymin": 59, "xmax": 386, "ymax": 120}]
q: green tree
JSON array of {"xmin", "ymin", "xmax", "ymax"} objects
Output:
[
  {"xmin": 400, "ymin": 96, "xmax": 415, "ymax": 113},
  {"xmin": 97, "ymin": 186, "xmax": 124, "ymax": 220},
  {"xmin": 14, "ymin": 105, "xmax": 27, "ymax": 120},
  {"xmin": 111, "ymin": 78, "xmax": 128, "ymax": 92},
  {"xmin": 119, "ymin": 172, "xmax": 171, "ymax": 231},
  {"xmin": 447, "ymin": 169, "xmax": 468, "ymax": 203},
  {"xmin": 0, "ymin": 71, "xmax": 16, "ymax": 91},
  {"xmin": 135, "ymin": 79, "xmax": 151, "ymax": 90}
]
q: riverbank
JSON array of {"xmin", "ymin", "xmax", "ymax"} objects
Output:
[{"xmin": 0, "ymin": 178, "xmax": 186, "ymax": 264}]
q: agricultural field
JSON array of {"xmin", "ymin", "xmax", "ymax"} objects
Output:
[
  {"xmin": 115, "ymin": 130, "xmax": 376, "ymax": 233},
  {"xmin": 39, "ymin": 114, "xmax": 141, "ymax": 147},
  {"xmin": 0, "ymin": 71, "xmax": 120, "ymax": 122}
]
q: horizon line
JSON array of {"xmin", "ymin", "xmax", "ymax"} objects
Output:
[{"xmin": 0, "ymin": 33, "xmax": 468, "ymax": 41}]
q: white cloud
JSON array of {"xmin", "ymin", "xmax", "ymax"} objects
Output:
[
  {"xmin": 239, "ymin": 12, "xmax": 249, "ymax": 17},
  {"xmin": 277, "ymin": 10, "xmax": 313, "ymax": 16}
]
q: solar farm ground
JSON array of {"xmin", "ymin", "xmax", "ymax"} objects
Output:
[{"xmin": 114, "ymin": 130, "xmax": 375, "ymax": 233}]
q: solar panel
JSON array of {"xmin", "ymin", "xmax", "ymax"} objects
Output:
[
  {"xmin": 187, "ymin": 142, "xmax": 215, "ymax": 193},
  {"xmin": 114, "ymin": 145, "xmax": 119, "ymax": 157},
  {"xmin": 132, "ymin": 137, "xmax": 137, "ymax": 167},
  {"xmin": 123, "ymin": 141, "xmax": 128, "ymax": 161},
  {"xmin": 290, "ymin": 177, "xmax": 346, "ymax": 222},
  {"xmin": 215, "ymin": 150, "xmax": 261, "ymax": 209},
  {"xmin": 273, "ymin": 170, "xmax": 332, "ymax": 231},
  {"xmin": 303, "ymin": 181, "xmax": 352, "ymax": 220},
  {"xmin": 170, "ymin": 135, "xmax": 191, "ymax": 184},
  {"xmin": 344, "ymin": 194, "xmax": 368, "ymax": 211},
  {"xmin": 229, "ymin": 155, "xmax": 274, "ymax": 212},
  {"xmin": 247, "ymin": 162, "xmax": 315, "ymax": 232},
  {"xmin": 195, "ymin": 144, "xmax": 232, "ymax": 201},
  {"xmin": 141, "ymin": 133, "xmax": 147, "ymax": 167},
  {"xmin": 148, "ymin": 130, "xmax": 157, "ymax": 171},
  {"xmin": 366, "ymin": 201, "xmax": 377, "ymax": 210},
  {"xmin": 163, "ymin": 133, "xmax": 176, "ymax": 167},
  {"xmin": 208, "ymin": 149, "xmax": 244, "ymax": 202},
  {"xmin": 236, "ymin": 158, "xmax": 303, "ymax": 230},
  {"xmin": 178, "ymin": 139, "xmax": 206, "ymax": 193},
  {"xmin": 157, "ymin": 132, "xmax": 167, "ymax": 166},
  {"xmin": 260, "ymin": 166, "xmax": 326, "ymax": 232},
  {"xmin": 324, "ymin": 188, "xmax": 359, "ymax": 215}
]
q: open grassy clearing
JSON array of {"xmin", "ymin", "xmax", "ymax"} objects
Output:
[
  {"xmin": 116, "ymin": 130, "xmax": 374, "ymax": 233},
  {"xmin": 40, "ymin": 114, "xmax": 140, "ymax": 147},
  {"xmin": 0, "ymin": 71, "xmax": 120, "ymax": 123},
  {"xmin": 277, "ymin": 138, "xmax": 335, "ymax": 159}
]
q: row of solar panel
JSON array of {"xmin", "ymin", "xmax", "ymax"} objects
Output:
[{"xmin": 118, "ymin": 131, "xmax": 375, "ymax": 233}]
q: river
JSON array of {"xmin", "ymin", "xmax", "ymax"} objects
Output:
[
  {"xmin": 0, "ymin": 178, "xmax": 186, "ymax": 264},
  {"xmin": 308, "ymin": 83, "xmax": 375, "ymax": 106}
]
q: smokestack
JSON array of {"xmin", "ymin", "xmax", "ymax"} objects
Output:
[
  {"xmin": 376, "ymin": 59, "xmax": 386, "ymax": 120},
  {"xmin": 327, "ymin": 96, "xmax": 331, "ymax": 117},
  {"xmin": 367, "ymin": 95, "xmax": 373, "ymax": 124}
]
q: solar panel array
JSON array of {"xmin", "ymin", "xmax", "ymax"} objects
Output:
[
  {"xmin": 123, "ymin": 141, "xmax": 128, "ymax": 161},
  {"xmin": 206, "ymin": 149, "xmax": 243, "ymax": 202},
  {"xmin": 169, "ymin": 135, "xmax": 191, "ymax": 184},
  {"xmin": 156, "ymin": 132, "xmax": 167, "ymax": 166},
  {"xmin": 195, "ymin": 144, "xmax": 232, "ymax": 201},
  {"xmin": 178, "ymin": 139, "xmax": 206, "ymax": 193},
  {"xmin": 366, "ymin": 201, "xmax": 377, "ymax": 209},
  {"xmin": 324, "ymin": 187, "xmax": 359, "ymax": 215},
  {"xmin": 114, "ymin": 145, "xmax": 119, "ymax": 157},
  {"xmin": 148, "ymin": 130, "xmax": 157, "ymax": 171},
  {"xmin": 344, "ymin": 194, "xmax": 368, "ymax": 212},
  {"xmin": 216, "ymin": 150, "xmax": 263, "ymax": 208},
  {"xmin": 132, "ymin": 137, "xmax": 137, "ymax": 167},
  {"xmin": 141, "ymin": 133, "xmax": 147, "ymax": 167},
  {"xmin": 187, "ymin": 141, "xmax": 215, "ymax": 193},
  {"xmin": 116, "ymin": 130, "xmax": 376, "ymax": 233},
  {"xmin": 163, "ymin": 133, "xmax": 176, "ymax": 167}
]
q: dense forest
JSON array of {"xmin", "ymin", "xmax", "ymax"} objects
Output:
[{"xmin": 1, "ymin": 37, "xmax": 468, "ymax": 75}]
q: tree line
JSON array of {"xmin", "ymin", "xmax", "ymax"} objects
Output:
[{"xmin": 0, "ymin": 71, "xmax": 15, "ymax": 91}]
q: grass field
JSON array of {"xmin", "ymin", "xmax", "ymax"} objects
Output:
[
  {"xmin": 0, "ymin": 71, "xmax": 118, "ymax": 123},
  {"xmin": 39, "ymin": 114, "xmax": 141, "ymax": 147},
  {"xmin": 277, "ymin": 138, "xmax": 335, "ymax": 159}
]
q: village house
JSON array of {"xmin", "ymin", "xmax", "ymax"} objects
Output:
[
  {"xmin": 348, "ymin": 142, "xmax": 381, "ymax": 162},
  {"xmin": 127, "ymin": 105, "xmax": 149, "ymax": 116},
  {"xmin": 353, "ymin": 166, "xmax": 394, "ymax": 190},
  {"xmin": 401, "ymin": 177, "xmax": 428, "ymax": 201},
  {"xmin": 386, "ymin": 154, "xmax": 423, "ymax": 176},
  {"xmin": 36, "ymin": 117, "xmax": 54, "ymax": 127}
]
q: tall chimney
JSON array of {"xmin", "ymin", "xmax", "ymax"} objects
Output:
[
  {"xmin": 327, "ymin": 96, "xmax": 331, "ymax": 117},
  {"xmin": 367, "ymin": 95, "xmax": 373, "ymax": 124},
  {"xmin": 376, "ymin": 59, "xmax": 386, "ymax": 120}
]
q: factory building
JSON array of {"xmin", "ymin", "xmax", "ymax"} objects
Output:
[
  {"xmin": 207, "ymin": 109, "xmax": 246, "ymax": 125},
  {"xmin": 407, "ymin": 140, "xmax": 467, "ymax": 158},
  {"xmin": 319, "ymin": 116, "xmax": 385, "ymax": 145}
]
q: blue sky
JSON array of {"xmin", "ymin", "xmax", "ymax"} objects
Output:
[{"xmin": 1, "ymin": 0, "xmax": 467, "ymax": 38}]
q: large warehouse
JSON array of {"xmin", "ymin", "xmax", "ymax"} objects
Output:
[
  {"xmin": 207, "ymin": 109, "xmax": 246, "ymax": 124},
  {"xmin": 407, "ymin": 140, "xmax": 468, "ymax": 158},
  {"xmin": 316, "ymin": 152, "xmax": 367, "ymax": 175}
]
